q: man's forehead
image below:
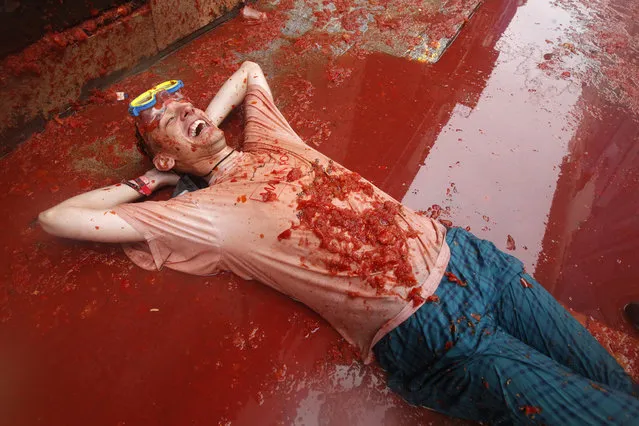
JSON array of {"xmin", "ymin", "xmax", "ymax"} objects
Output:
[
  {"xmin": 163, "ymin": 98, "xmax": 192, "ymax": 111},
  {"xmin": 137, "ymin": 97, "xmax": 189, "ymax": 126}
]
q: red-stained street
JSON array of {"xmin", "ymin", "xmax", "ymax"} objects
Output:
[{"xmin": 1, "ymin": 0, "xmax": 637, "ymax": 424}]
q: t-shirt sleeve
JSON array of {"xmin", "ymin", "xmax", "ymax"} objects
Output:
[
  {"xmin": 243, "ymin": 84, "xmax": 304, "ymax": 147},
  {"xmin": 113, "ymin": 195, "xmax": 221, "ymax": 274}
]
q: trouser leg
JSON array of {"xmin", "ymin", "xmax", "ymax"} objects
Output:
[
  {"xmin": 493, "ymin": 271, "xmax": 637, "ymax": 395},
  {"xmin": 406, "ymin": 329, "xmax": 639, "ymax": 425}
]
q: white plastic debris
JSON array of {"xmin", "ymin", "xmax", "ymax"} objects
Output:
[{"xmin": 241, "ymin": 5, "xmax": 267, "ymax": 22}]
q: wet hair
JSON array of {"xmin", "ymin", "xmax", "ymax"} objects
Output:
[{"xmin": 134, "ymin": 123, "xmax": 154, "ymax": 159}]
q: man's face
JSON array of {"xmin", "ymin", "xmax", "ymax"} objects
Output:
[{"xmin": 140, "ymin": 97, "xmax": 227, "ymax": 174}]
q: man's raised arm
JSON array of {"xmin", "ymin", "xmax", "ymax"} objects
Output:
[
  {"xmin": 205, "ymin": 61, "xmax": 272, "ymax": 126},
  {"xmin": 38, "ymin": 169, "xmax": 178, "ymax": 243}
]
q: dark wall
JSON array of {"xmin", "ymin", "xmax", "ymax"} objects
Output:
[{"xmin": 0, "ymin": 0, "xmax": 146, "ymax": 59}]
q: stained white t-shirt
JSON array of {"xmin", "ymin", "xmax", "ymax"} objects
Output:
[{"xmin": 115, "ymin": 85, "xmax": 450, "ymax": 363}]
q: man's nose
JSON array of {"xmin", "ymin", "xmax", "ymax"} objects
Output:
[{"xmin": 175, "ymin": 103, "xmax": 194, "ymax": 120}]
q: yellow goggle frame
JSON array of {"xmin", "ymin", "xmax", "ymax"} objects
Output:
[{"xmin": 128, "ymin": 80, "xmax": 184, "ymax": 117}]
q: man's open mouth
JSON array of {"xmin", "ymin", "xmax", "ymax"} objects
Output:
[{"xmin": 189, "ymin": 119, "xmax": 207, "ymax": 138}]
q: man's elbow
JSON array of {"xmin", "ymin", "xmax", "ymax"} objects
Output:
[
  {"xmin": 242, "ymin": 60, "xmax": 259, "ymax": 69},
  {"xmin": 241, "ymin": 61, "xmax": 261, "ymax": 74},
  {"xmin": 38, "ymin": 209, "xmax": 60, "ymax": 235}
]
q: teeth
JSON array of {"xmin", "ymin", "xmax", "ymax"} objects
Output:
[{"xmin": 189, "ymin": 119, "xmax": 206, "ymax": 137}]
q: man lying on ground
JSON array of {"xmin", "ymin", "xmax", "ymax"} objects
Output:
[{"xmin": 39, "ymin": 61, "xmax": 639, "ymax": 425}]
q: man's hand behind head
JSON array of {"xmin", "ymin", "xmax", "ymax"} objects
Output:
[{"xmin": 143, "ymin": 168, "xmax": 180, "ymax": 188}]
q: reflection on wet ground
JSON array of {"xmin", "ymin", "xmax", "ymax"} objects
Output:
[{"xmin": 0, "ymin": 0, "xmax": 637, "ymax": 424}]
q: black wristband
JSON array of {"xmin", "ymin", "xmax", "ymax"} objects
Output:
[{"xmin": 122, "ymin": 180, "xmax": 144, "ymax": 195}]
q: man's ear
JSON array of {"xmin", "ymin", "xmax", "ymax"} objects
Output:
[{"xmin": 153, "ymin": 153, "xmax": 176, "ymax": 171}]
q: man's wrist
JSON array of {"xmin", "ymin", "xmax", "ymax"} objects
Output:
[{"xmin": 122, "ymin": 175, "xmax": 154, "ymax": 196}]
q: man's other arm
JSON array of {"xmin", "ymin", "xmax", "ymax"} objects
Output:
[
  {"xmin": 38, "ymin": 169, "xmax": 179, "ymax": 243},
  {"xmin": 205, "ymin": 61, "xmax": 272, "ymax": 126}
]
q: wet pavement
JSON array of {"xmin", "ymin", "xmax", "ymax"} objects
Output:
[{"xmin": 1, "ymin": 0, "xmax": 638, "ymax": 424}]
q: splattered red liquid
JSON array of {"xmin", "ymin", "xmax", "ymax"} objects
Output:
[
  {"xmin": 520, "ymin": 405, "xmax": 542, "ymax": 417},
  {"xmin": 1, "ymin": 0, "xmax": 638, "ymax": 424},
  {"xmin": 520, "ymin": 277, "xmax": 533, "ymax": 289},
  {"xmin": 277, "ymin": 229, "xmax": 291, "ymax": 241},
  {"xmin": 294, "ymin": 162, "xmax": 418, "ymax": 293},
  {"xmin": 445, "ymin": 271, "xmax": 467, "ymax": 287}
]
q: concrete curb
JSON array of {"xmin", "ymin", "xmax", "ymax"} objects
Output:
[{"xmin": 0, "ymin": 0, "xmax": 244, "ymax": 157}]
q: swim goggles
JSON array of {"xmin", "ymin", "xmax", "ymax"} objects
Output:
[{"xmin": 128, "ymin": 80, "xmax": 184, "ymax": 117}]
